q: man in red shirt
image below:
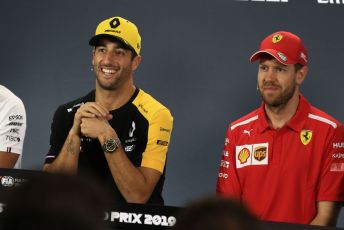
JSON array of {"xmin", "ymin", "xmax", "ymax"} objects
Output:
[{"xmin": 216, "ymin": 31, "xmax": 344, "ymax": 226}]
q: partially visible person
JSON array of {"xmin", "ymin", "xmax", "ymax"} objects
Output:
[
  {"xmin": 217, "ymin": 31, "xmax": 344, "ymax": 226},
  {"xmin": 173, "ymin": 196, "xmax": 261, "ymax": 230},
  {"xmin": 0, "ymin": 85, "xmax": 26, "ymax": 168},
  {"xmin": 1, "ymin": 173, "xmax": 110, "ymax": 230}
]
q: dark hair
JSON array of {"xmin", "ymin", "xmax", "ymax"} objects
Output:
[
  {"xmin": 173, "ymin": 196, "xmax": 261, "ymax": 230},
  {"xmin": 93, "ymin": 35, "xmax": 138, "ymax": 60},
  {"xmin": 258, "ymin": 53, "xmax": 304, "ymax": 72},
  {"xmin": 1, "ymin": 173, "xmax": 110, "ymax": 230}
]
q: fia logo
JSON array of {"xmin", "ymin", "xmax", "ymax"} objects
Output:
[{"xmin": 1, "ymin": 176, "xmax": 14, "ymax": 187}]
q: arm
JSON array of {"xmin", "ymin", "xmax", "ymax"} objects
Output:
[
  {"xmin": 216, "ymin": 126, "xmax": 242, "ymax": 199},
  {"xmin": 43, "ymin": 132, "xmax": 81, "ymax": 174},
  {"xmin": 0, "ymin": 94, "xmax": 26, "ymax": 169},
  {"xmin": 311, "ymin": 125, "xmax": 344, "ymax": 226},
  {"xmin": 0, "ymin": 152, "xmax": 19, "ymax": 168},
  {"xmin": 310, "ymin": 201, "xmax": 341, "ymax": 226},
  {"xmin": 102, "ymin": 129, "xmax": 161, "ymax": 203},
  {"xmin": 80, "ymin": 109, "xmax": 172, "ymax": 203},
  {"xmin": 43, "ymin": 102, "xmax": 111, "ymax": 174}
]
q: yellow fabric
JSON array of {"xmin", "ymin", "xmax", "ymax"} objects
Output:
[{"xmin": 132, "ymin": 90, "xmax": 173, "ymax": 173}]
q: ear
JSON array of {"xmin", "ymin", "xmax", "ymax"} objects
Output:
[
  {"xmin": 91, "ymin": 48, "xmax": 96, "ymax": 66},
  {"xmin": 296, "ymin": 65, "xmax": 308, "ymax": 85},
  {"xmin": 131, "ymin": 55, "xmax": 142, "ymax": 71}
]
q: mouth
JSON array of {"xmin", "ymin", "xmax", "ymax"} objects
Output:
[
  {"xmin": 263, "ymin": 86, "xmax": 279, "ymax": 90},
  {"xmin": 100, "ymin": 67, "xmax": 119, "ymax": 77}
]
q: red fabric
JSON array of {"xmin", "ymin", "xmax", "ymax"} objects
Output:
[{"xmin": 216, "ymin": 95, "xmax": 344, "ymax": 224}]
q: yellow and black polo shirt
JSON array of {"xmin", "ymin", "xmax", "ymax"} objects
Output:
[{"xmin": 45, "ymin": 88, "xmax": 173, "ymax": 204}]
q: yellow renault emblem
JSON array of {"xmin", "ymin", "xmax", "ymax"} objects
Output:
[
  {"xmin": 272, "ymin": 34, "xmax": 283, "ymax": 43},
  {"xmin": 300, "ymin": 130, "xmax": 313, "ymax": 145}
]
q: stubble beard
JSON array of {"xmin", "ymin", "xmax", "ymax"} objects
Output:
[
  {"xmin": 93, "ymin": 64, "xmax": 132, "ymax": 91},
  {"xmin": 258, "ymin": 81, "xmax": 296, "ymax": 109}
]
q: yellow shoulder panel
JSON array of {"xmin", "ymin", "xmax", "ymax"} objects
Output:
[{"xmin": 132, "ymin": 89, "xmax": 173, "ymax": 173}]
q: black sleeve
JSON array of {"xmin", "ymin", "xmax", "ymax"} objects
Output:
[{"xmin": 44, "ymin": 105, "xmax": 74, "ymax": 164}]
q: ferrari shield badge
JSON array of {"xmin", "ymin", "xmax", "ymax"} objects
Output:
[{"xmin": 300, "ymin": 130, "xmax": 313, "ymax": 145}]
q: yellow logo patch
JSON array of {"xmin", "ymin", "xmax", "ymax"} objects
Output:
[
  {"xmin": 238, "ymin": 148, "xmax": 250, "ymax": 164},
  {"xmin": 300, "ymin": 130, "xmax": 313, "ymax": 145},
  {"xmin": 272, "ymin": 34, "xmax": 283, "ymax": 43}
]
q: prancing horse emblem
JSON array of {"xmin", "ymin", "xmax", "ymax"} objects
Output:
[{"xmin": 300, "ymin": 130, "xmax": 313, "ymax": 145}]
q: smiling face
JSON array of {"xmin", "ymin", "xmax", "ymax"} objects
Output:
[
  {"xmin": 257, "ymin": 57, "xmax": 307, "ymax": 109},
  {"xmin": 92, "ymin": 38, "xmax": 141, "ymax": 91}
]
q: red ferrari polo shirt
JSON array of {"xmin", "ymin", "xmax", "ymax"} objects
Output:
[{"xmin": 217, "ymin": 95, "xmax": 344, "ymax": 224}]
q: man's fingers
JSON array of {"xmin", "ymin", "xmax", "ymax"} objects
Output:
[{"xmin": 82, "ymin": 102, "xmax": 110, "ymax": 118}]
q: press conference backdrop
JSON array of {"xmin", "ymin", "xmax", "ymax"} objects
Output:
[{"xmin": 1, "ymin": 0, "xmax": 343, "ymax": 227}]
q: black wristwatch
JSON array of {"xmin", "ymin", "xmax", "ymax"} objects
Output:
[{"xmin": 102, "ymin": 138, "xmax": 121, "ymax": 153}]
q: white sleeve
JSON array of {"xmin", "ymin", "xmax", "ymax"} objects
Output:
[{"xmin": 0, "ymin": 97, "xmax": 27, "ymax": 155}]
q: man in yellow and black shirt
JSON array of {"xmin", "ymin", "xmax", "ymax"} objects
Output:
[{"xmin": 43, "ymin": 16, "xmax": 173, "ymax": 205}]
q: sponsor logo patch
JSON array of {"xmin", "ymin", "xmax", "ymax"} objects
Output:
[
  {"xmin": 300, "ymin": 130, "xmax": 313, "ymax": 145},
  {"xmin": 8, "ymin": 115, "xmax": 23, "ymax": 121},
  {"xmin": 254, "ymin": 146, "xmax": 267, "ymax": 161},
  {"xmin": 238, "ymin": 148, "xmax": 250, "ymax": 164},
  {"xmin": 129, "ymin": 121, "xmax": 136, "ymax": 138},
  {"xmin": 225, "ymin": 138, "xmax": 229, "ymax": 146},
  {"xmin": 332, "ymin": 153, "xmax": 344, "ymax": 159},
  {"xmin": 277, "ymin": 52, "xmax": 287, "ymax": 62},
  {"xmin": 333, "ymin": 142, "xmax": 344, "ymax": 148},
  {"xmin": 272, "ymin": 34, "xmax": 283, "ymax": 43},
  {"xmin": 138, "ymin": 104, "xmax": 148, "ymax": 113},
  {"xmin": 243, "ymin": 129, "xmax": 253, "ymax": 136},
  {"xmin": 218, "ymin": 172, "xmax": 228, "ymax": 179},
  {"xmin": 7, "ymin": 122, "xmax": 23, "ymax": 127},
  {"xmin": 160, "ymin": 127, "xmax": 171, "ymax": 133},
  {"xmin": 125, "ymin": 145, "xmax": 135, "ymax": 152},
  {"xmin": 157, "ymin": 140, "xmax": 169, "ymax": 146},
  {"xmin": 236, "ymin": 143, "xmax": 269, "ymax": 168},
  {"xmin": 330, "ymin": 163, "xmax": 344, "ymax": 172},
  {"xmin": 220, "ymin": 160, "xmax": 230, "ymax": 168}
]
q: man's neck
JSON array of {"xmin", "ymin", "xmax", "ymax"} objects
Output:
[
  {"xmin": 265, "ymin": 93, "xmax": 300, "ymax": 130},
  {"xmin": 95, "ymin": 83, "xmax": 136, "ymax": 111}
]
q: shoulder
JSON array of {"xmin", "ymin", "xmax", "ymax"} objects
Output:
[
  {"xmin": 132, "ymin": 89, "xmax": 173, "ymax": 121},
  {"xmin": 0, "ymin": 85, "xmax": 25, "ymax": 115},
  {"xmin": 55, "ymin": 90, "xmax": 95, "ymax": 115},
  {"xmin": 230, "ymin": 109, "xmax": 260, "ymax": 132},
  {"xmin": 308, "ymin": 105, "xmax": 342, "ymax": 130}
]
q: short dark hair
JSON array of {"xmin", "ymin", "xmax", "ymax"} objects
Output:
[
  {"xmin": 93, "ymin": 35, "xmax": 138, "ymax": 60},
  {"xmin": 258, "ymin": 53, "xmax": 304, "ymax": 72},
  {"xmin": 173, "ymin": 196, "xmax": 261, "ymax": 230}
]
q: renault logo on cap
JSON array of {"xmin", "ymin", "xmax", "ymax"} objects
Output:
[
  {"xmin": 110, "ymin": 18, "xmax": 120, "ymax": 29},
  {"xmin": 272, "ymin": 34, "xmax": 283, "ymax": 43}
]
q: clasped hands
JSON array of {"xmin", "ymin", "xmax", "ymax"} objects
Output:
[{"xmin": 72, "ymin": 102, "xmax": 113, "ymax": 139}]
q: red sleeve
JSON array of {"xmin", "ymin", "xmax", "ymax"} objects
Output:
[
  {"xmin": 317, "ymin": 124, "xmax": 344, "ymax": 202},
  {"xmin": 216, "ymin": 125, "xmax": 242, "ymax": 199}
]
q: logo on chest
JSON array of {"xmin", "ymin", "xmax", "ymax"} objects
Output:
[
  {"xmin": 236, "ymin": 143, "xmax": 269, "ymax": 168},
  {"xmin": 124, "ymin": 121, "xmax": 137, "ymax": 152},
  {"xmin": 300, "ymin": 130, "xmax": 313, "ymax": 145}
]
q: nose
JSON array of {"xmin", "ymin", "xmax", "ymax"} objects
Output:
[
  {"xmin": 103, "ymin": 52, "xmax": 116, "ymax": 64},
  {"xmin": 264, "ymin": 68, "xmax": 277, "ymax": 82}
]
